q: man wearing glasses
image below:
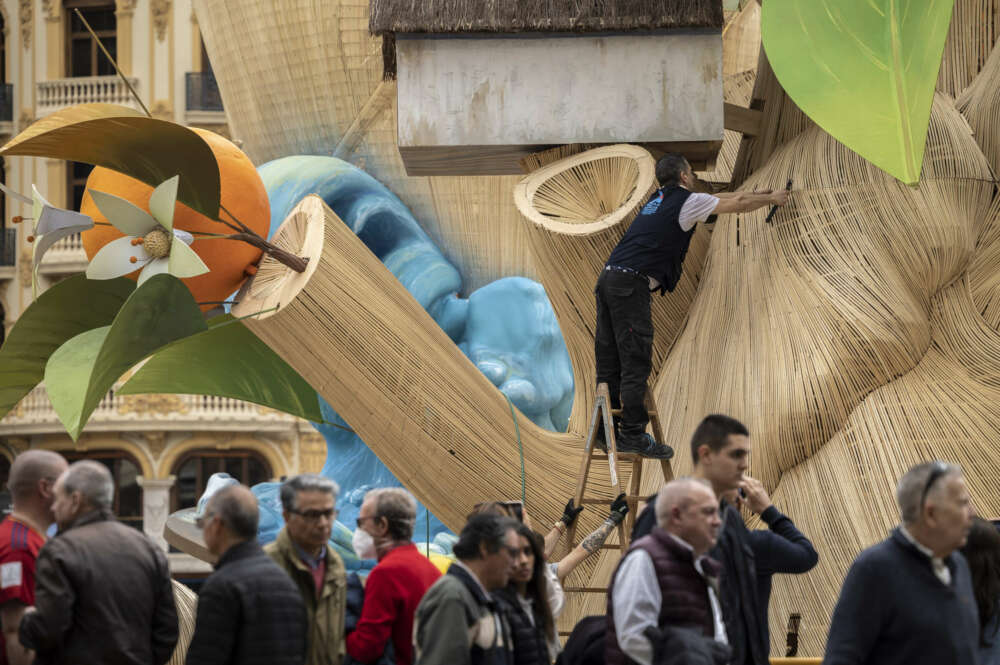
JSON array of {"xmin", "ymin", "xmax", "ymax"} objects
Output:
[
  {"xmin": 266, "ymin": 474, "xmax": 347, "ymax": 665},
  {"xmin": 824, "ymin": 461, "xmax": 979, "ymax": 665},
  {"xmin": 187, "ymin": 484, "xmax": 306, "ymax": 665}
]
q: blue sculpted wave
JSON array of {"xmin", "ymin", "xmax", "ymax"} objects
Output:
[{"xmin": 237, "ymin": 156, "xmax": 573, "ymax": 569}]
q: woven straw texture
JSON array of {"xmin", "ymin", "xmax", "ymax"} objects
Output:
[
  {"xmin": 167, "ymin": 580, "xmax": 198, "ymax": 665},
  {"xmin": 203, "ymin": 0, "xmax": 1000, "ymax": 654}
]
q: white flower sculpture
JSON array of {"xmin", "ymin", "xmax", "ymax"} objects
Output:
[
  {"xmin": 86, "ymin": 175, "xmax": 210, "ymax": 284},
  {"xmin": 0, "ymin": 181, "xmax": 95, "ymax": 296}
]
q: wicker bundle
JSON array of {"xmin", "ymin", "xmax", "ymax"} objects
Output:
[{"xmin": 167, "ymin": 580, "xmax": 198, "ymax": 665}]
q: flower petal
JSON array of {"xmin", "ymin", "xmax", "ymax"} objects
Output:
[
  {"xmin": 33, "ymin": 207, "xmax": 94, "ymax": 269},
  {"xmin": 86, "ymin": 236, "xmax": 151, "ymax": 280},
  {"xmin": 168, "ymin": 238, "xmax": 210, "ymax": 279},
  {"xmin": 149, "ymin": 176, "xmax": 179, "ymax": 231},
  {"xmin": 137, "ymin": 257, "xmax": 170, "ymax": 286},
  {"xmin": 0, "ymin": 182, "xmax": 33, "ymax": 206},
  {"xmin": 172, "ymin": 229, "xmax": 194, "ymax": 246},
  {"xmin": 88, "ymin": 189, "xmax": 159, "ymax": 236}
]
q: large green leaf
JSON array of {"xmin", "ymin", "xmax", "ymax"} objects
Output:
[
  {"xmin": 119, "ymin": 314, "xmax": 323, "ymax": 423},
  {"xmin": 0, "ymin": 104, "xmax": 221, "ymax": 218},
  {"xmin": 761, "ymin": 0, "xmax": 955, "ymax": 184},
  {"xmin": 0, "ymin": 275, "xmax": 134, "ymax": 419},
  {"xmin": 44, "ymin": 274, "xmax": 207, "ymax": 439}
]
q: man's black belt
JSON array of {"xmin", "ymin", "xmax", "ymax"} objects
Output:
[{"xmin": 605, "ymin": 264, "xmax": 648, "ymax": 279}]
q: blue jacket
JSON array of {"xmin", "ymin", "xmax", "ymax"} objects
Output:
[{"xmin": 824, "ymin": 528, "xmax": 979, "ymax": 665}]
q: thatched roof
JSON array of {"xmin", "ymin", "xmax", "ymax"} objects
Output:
[{"xmin": 369, "ymin": 0, "xmax": 724, "ymax": 35}]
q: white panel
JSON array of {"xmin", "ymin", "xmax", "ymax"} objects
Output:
[{"xmin": 397, "ymin": 31, "xmax": 723, "ymax": 147}]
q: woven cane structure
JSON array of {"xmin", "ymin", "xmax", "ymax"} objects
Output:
[
  {"xmin": 200, "ymin": 0, "xmax": 1000, "ymax": 655},
  {"xmin": 167, "ymin": 580, "xmax": 198, "ymax": 665}
]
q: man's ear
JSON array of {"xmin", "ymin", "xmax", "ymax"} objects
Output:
[{"xmin": 696, "ymin": 444, "xmax": 711, "ymax": 463}]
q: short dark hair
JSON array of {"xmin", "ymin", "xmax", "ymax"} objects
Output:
[
  {"xmin": 452, "ymin": 513, "xmax": 518, "ymax": 561},
  {"xmin": 655, "ymin": 153, "xmax": 690, "ymax": 187},
  {"xmin": 280, "ymin": 473, "xmax": 339, "ymax": 512},
  {"xmin": 690, "ymin": 414, "xmax": 750, "ymax": 463},
  {"xmin": 211, "ymin": 486, "xmax": 259, "ymax": 540}
]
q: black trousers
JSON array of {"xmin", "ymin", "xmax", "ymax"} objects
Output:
[{"xmin": 594, "ymin": 269, "xmax": 653, "ymax": 436}]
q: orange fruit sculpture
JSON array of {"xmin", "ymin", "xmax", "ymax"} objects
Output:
[{"xmin": 81, "ymin": 128, "xmax": 270, "ymax": 310}]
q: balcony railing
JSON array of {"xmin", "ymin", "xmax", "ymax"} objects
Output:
[
  {"xmin": 0, "ymin": 83, "xmax": 13, "ymax": 123},
  {"xmin": 37, "ymin": 232, "xmax": 87, "ymax": 274},
  {"xmin": 37, "ymin": 76, "xmax": 142, "ymax": 118},
  {"xmin": 186, "ymin": 72, "xmax": 223, "ymax": 112},
  {"xmin": 0, "ymin": 382, "xmax": 304, "ymax": 436},
  {"xmin": 0, "ymin": 229, "xmax": 15, "ymax": 267}
]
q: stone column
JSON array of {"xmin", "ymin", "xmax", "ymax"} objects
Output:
[{"xmin": 137, "ymin": 475, "xmax": 175, "ymax": 552}]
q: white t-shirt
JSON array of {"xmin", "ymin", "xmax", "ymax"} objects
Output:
[{"xmin": 647, "ymin": 192, "xmax": 719, "ymax": 290}]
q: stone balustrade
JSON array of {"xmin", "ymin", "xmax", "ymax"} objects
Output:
[{"xmin": 37, "ymin": 76, "xmax": 142, "ymax": 117}]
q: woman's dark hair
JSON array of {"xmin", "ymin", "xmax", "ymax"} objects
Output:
[
  {"xmin": 961, "ymin": 516, "xmax": 1000, "ymax": 646},
  {"xmin": 511, "ymin": 523, "xmax": 555, "ymax": 642}
]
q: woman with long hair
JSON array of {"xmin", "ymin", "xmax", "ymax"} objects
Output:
[
  {"xmin": 961, "ymin": 516, "xmax": 1000, "ymax": 665},
  {"xmin": 493, "ymin": 522, "xmax": 558, "ymax": 664}
]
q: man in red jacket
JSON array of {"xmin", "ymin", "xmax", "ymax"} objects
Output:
[{"xmin": 347, "ymin": 488, "xmax": 441, "ymax": 665}]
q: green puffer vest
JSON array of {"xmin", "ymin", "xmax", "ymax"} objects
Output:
[{"xmin": 266, "ymin": 527, "xmax": 347, "ymax": 665}]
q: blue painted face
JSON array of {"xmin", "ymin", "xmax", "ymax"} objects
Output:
[{"xmin": 200, "ymin": 156, "xmax": 574, "ymax": 571}]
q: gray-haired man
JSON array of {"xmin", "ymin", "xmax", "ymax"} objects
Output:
[
  {"xmin": 824, "ymin": 461, "xmax": 978, "ymax": 665},
  {"xmin": 18, "ymin": 460, "xmax": 178, "ymax": 665},
  {"xmin": 265, "ymin": 473, "xmax": 347, "ymax": 665}
]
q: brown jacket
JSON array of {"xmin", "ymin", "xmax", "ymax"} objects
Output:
[
  {"xmin": 266, "ymin": 527, "xmax": 347, "ymax": 665},
  {"xmin": 19, "ymin": 510, "xmax": 178, "ymax": 665}
]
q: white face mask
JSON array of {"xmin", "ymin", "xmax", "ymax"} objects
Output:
[{"xmin": 352, "ymin": 527, "xmax": 377, "ymax": 560}]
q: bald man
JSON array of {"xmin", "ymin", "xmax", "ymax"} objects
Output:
[
  {"xmin": 606, "ymin": 478, "xmax": 728, "ymax": 665},
  {"xmin": 0, "ymin": 451, "xmax": 66, "ymax": 665},
  {"xmin": 186, "ymin": 485, "xmax": 306, "ymax": 665}
]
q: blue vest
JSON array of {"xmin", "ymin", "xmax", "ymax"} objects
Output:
[{"xmin": 605, "ymin": 186, "xmax": 694, "ymax": 294}]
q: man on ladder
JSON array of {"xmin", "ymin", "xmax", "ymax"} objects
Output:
[{"xmin": 595, "ymin": 153, "xmax": 789, "ymax": 457}]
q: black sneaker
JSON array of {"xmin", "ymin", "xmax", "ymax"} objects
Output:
[{"xmin": 616, "ymin": 432, "xmax": 674, "ymax": 460}]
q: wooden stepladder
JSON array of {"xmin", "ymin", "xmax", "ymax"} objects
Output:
[{"xmin": 563, "ymin": 383, "xmax": 674, "ymax": 593}]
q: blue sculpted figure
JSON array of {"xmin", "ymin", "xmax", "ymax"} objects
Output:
[{"xmin": 209, "ymin": 156, "xmax": 574, "ymax": 570}]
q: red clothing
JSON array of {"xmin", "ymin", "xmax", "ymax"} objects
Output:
[
  {"xmin": 311, "ymin": 557, "xmax": 326, "ymax": 597},
  {"xmin": 346, "ymin": 543, "xmax": 441, "ymax": 665},
  {"xmin": 0, "ymin": 517, "xmax": 45, "ymax": 665}
]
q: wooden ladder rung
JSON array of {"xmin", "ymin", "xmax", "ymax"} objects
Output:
[
  {"xmin": 609, "ymin": 408, "xmax": 659, "ymax": 417},
  {"xmin": 562, "ymin": 586, "xmax": 609, "ymax": 593}
]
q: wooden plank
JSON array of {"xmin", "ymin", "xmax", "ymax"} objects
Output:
[{"xmin": 724, "ymin": 102, "xmax": 765, "ymax": 136}]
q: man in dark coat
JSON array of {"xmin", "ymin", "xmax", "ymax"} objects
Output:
[
  {"xmin": 594, "ymin": 153, "xmax": 788, "ymax": 457},
  {"xmin": 186, "ymin": 484, "xmax": 307, "ymax": 665},
  {"xmin": 824, "ymin": 461, "xmax": 978, "ymax": 665},
  {"xmin": 632, "ymin": 415, "xmax": 769, "ymax": 665},
  {"xmin": 18, "ymin": 460, "xmax": 177, "ymax": 665}
]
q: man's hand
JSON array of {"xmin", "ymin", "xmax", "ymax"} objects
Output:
[
  {"xmin": 769, "ymin": 189, "xmax": 790, "ymax": 206},
  {"xmin": 560, "ymin": 498, "xmax": 585, "ymax": 528},
  {"xmin": 737, "ymin": 476, "xmax": 773, "ymax": 514}
]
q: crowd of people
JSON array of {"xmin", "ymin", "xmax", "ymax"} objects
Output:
[{"xmin": 0, "ymin": 410, "xmax": 990, "ymax": 665}]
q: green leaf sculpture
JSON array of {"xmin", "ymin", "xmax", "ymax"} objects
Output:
[
  {"xmin": 761, "ymin": 0, "xmax": 955, "ymax": 184},
  {"xmin": 119, "ymin": 314, "xmax": 323, "ymax": 423},
  {"xmin": 0, "ymin": 275, "xmax": 134, "ymax": 420},
  {"xmin": 44, "ymin": 274, "xmax": 207, "ymax": 439}
]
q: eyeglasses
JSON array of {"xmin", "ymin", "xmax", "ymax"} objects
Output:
[
  {"xmin": 919, "ymin": 461, "xmax": 950, "ymax": 509},
  {"xmin": 195, "ymin": 512, "xmax": 215, "ymax": 529},
  {"xmin": 356, "ymin": 516, "xmax": 378, "ymax": 528},
  {"xmin": 289, "ymin": 508, "xmax": 336, "ymax": 522}
]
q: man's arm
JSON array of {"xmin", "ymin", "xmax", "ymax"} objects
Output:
[
  {"xmin": 184, "ymin": 582, "xmax": 238, "ymax": 665},
  {"xmin": 755, "ymin": 506, "xmax": 819, "ymax": 575},
  {"xmin": 345, "ymin": 567, "xmax": 396, "ymax": 663},
  {"xmin": 712, "ymin": 189, "xmax": 788, "ymax": 215},
  {"xmin": 1, "ymin": 603, "xmax": 32, "ymax": 665},
  {"xmin": 823, "ymin": 556, "xmax": 885, "ymax": 665},
  {"xmin": 18, "ymin": 546, "xmax": 74, "ymax": 654},
  {"xmin": 611, "ymin": 550, "xmax": 661, "ymax": 665},
  {"xmin": 150, "ymin": 552, "xmax": 179, "ymax": 665},
  {"xmin": 413, "ymin": 588, "xmax": 470, "ymax": 665},
  {"xmin": 556, "ymin": 494, "xmax": 628, "ymax": 583}
]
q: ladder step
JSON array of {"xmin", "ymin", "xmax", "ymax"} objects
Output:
[
  {"xmin": 563, "ymin": 586, "xmax": 609, "ymax": 593},
  {"xmin": 591, "ymin": 453, "xmax": 645, "ymax": 461},
  {"xmin": 609, "ymin": 409, "xmax": 658, "ymax": 417},
  {"xmin": 579, "ymin": 498, "xmax": 615, "ymax": 505}
]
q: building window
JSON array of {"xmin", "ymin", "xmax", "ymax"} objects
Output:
[
  {"xmin": 171, "ymin": 450, "xmax": 272, "ymax": 512},
  {"xmin": 61, "ymin": 449, "xmax": 143, "ymax": 530},
  {"xmin": 65, "ymin": 1, "xmax": 117, "ymax": 78},
  {"xmin": 67, "ymin": 161, "xmax": 93, "ymax": 211}
]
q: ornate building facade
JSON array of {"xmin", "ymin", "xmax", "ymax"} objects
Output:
[{"xmin": 0, "ymin": 0, "xmax": 327, "ymax": 575}]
